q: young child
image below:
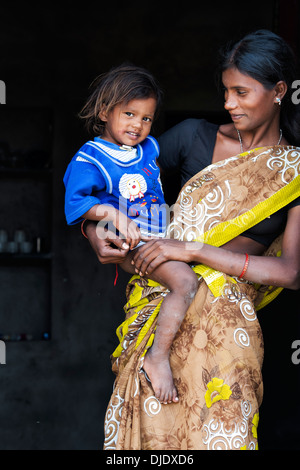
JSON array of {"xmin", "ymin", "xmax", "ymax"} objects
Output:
[{"xmin": 64, "ymin": 64, "xmax": 199, "ymax": 404}]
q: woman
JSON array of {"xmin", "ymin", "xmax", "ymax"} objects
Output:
[{"xmin": 84, "ymin": 30, "xmax": 300, "ymax": 449}]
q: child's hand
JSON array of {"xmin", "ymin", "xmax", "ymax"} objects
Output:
[
  {"xmin": 84, "ymin": 205, "xmax": 141, "ymax": 250},
  {"xmin": 114, "ymin": 210, "xmax": 141, "ymax": 250}
]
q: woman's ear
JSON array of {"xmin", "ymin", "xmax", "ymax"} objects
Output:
[{"xmin": 274, "ymin": 80, "xmax": 288, "ymax": 103}]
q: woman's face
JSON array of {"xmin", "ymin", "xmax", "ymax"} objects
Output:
[{"xmin": 222, "ymin": 67, "xmax": 278, "ymax": 131}]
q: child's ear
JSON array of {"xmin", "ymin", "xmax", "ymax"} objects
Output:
[{"xmin": 99, "ymin": 105, "xmax": 108, "ymax": 122}]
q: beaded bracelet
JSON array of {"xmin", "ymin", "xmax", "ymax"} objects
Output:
[{"xmin": 238, "ymin": 253, "xmax": 249, "ymax": 279}]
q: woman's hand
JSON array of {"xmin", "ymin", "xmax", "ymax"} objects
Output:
[
  {"xmin": 84, "ymin": 220, "xmax": 130, "ymax": 264},
  {"xmin": 132, "ymin": 239, "xmax": 197, "ymax": 276},
  {"xmin": 83, "ymin": 204, "xmax": 141, "ymax": 250}
]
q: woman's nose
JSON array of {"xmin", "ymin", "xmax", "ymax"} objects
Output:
[{"xmin": 224, "ymin": 95, "xmax": 237, "ymax": 111}]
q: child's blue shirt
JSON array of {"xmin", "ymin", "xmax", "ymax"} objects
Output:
[{"xmin": 63, "ymin": 136, "xmax": 167, "ymax": 237}]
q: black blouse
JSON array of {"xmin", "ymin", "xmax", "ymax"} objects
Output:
[{"xmin": 157, "ymin": 119, "xmax": 300, "ymax": 246}]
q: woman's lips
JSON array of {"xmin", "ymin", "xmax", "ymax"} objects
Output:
[{"xmin": 231, "ymin": 114, "xmax": 245, "ymax": 121}]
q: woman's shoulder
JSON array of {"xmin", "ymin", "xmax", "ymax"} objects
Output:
[
  {"xmin": 160, "ymin": 118, "xmax": 218, "ymax": 144},
  {"xmin": 176, "ymin": 118, "xmax": 218, "ymax": 134},
  {"xmin": 288, "ymin": 195, "xmax": 300, "ymax": 210}
]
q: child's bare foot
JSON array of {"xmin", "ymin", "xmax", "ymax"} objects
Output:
[{"xmin": 143, "ymin": 350, "xmax": 179, "ymax": 404}]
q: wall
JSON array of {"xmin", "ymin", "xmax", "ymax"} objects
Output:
[{"xmin": 0, "ymin": 1, "xmax": 299, "ymax": 450}]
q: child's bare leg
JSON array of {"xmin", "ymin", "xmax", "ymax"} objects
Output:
[
  {"xmin": 142, "ymin": 261, "xmax": 199, "ymax": 404},
  {"xmin": 118, "ymin": 250, "xmax": 138, "ymax": 275}
]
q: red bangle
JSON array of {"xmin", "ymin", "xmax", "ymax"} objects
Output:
[
  {"xmin": 238, "ymin": 253, "xmax": 249, "ymax": 279},
  {"xmin": 81, "ymin": 220, "xmax": 88, "ymax": 239}
]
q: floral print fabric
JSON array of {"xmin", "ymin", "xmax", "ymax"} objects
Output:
[{"xmin": 103, "ymin": 146, "xmax": 300, "ymax": 450}]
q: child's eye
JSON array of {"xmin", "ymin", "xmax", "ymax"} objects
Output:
[
  {"xmin": 143, "ymin": 117, "xmax": 152, "ymax": 122},
  {"xmin": 125, "ymin": 112, "xmax": 134, "ymax": 117}
]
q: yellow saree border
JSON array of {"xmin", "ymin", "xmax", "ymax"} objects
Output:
[
  {"xmin": 194, "ymin": 174, "xmax": 300, "ymax": 247},
  {"xmin": 192, "ymin": 174, "xmax": 300, "ymax": 300}
]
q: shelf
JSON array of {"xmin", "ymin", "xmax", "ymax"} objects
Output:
[{"xmin": 0, "ymin": 106, "xmax": 53, "ymax": 341}]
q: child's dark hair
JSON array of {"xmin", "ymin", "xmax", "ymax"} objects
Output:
[
  {"xmin": 79, "ymin": 64, "xmax": 163, "ymax": 136},
  {"xmin": 217, "ymin": 29, "xmax": 300, "ymax": 146}
]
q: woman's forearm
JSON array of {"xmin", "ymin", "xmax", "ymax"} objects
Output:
[
  {"xmin": 133, "ymin": 239, "xmax": 299, "ymax": 290},
  {"xmin": 189, "ymin": 242, "xmax": 298, "ymax": 289}
]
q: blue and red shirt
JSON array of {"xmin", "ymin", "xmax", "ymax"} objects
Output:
[{"xmin": 64, "ymin": 136, "xmax": 167, "ymax": 237}]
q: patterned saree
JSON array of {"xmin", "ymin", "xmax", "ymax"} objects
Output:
[{"xmin": 104, "ymin": 146, "xmax": 300, "ymax": 450}]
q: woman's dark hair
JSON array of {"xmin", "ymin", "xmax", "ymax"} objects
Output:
[
  {"xmin": 217, "ymin": 29, "xmax": 300, "ymax": 145},
  {"xmin": 79, "ymin": 63, "xmax": 163, "ymax": 136}
]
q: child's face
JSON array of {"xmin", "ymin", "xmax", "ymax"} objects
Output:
[{"xmin": 100, "ymin": 97, "xmax": 157, "ymax": 147}]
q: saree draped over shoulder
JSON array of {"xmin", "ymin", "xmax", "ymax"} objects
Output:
[{"xmin": 104, "ymin": 146, "xmax": 300, "ymax": 450}]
